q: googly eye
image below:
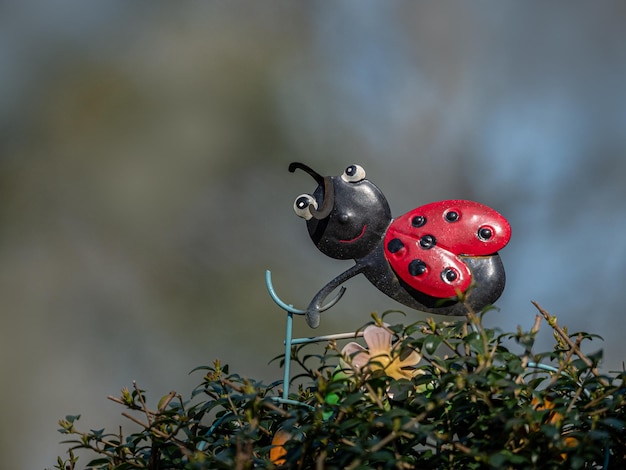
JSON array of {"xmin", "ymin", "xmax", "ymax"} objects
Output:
[
  {"xmin": 293, "ymin": 194, "xmax": 318, "ymax": 220},
  {"xmin": 341, "ymin": 164, "xmax": 366, "ymax": 183}
]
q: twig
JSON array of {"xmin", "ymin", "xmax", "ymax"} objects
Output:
[
  {"xmin": 364, "ymin": 382, "xmax": 386, "ymax": 410},
  {"xmin": 262, "ymin": 399, "xmax": 291, "ymax": 417},
  {"xmin": 532, "ymin": 302, "xmax": 591, "ymax": 367},
  {"xmin": 220, "ymin": 377, "xmax": 245, "ymax": 394},
  {"xmin": 120, "ymin": 411, "xmax": 189, "ymax": 449},
  {"xmin": 545, "ymin": 340, "xmax": 577, "ymax": 389},
  {"xmin": 369, "ymin": 429, "xmax": 412, "ymax": 454},
  {"xmin": 121, "ymin": 412, "xmax": 150, "ymax": 430},
  {"xmin": 531, "ymin": 314, "xmax": 542, "ymax": 335},
  {"xmin": 532, "ymin": 301, "xmax": 605, "ymax": 384},
  {"xmin": 516, "ymin": 314, "xmax": 543, "ymax": 385},
  {"xmin": 132, "ymin": 381, "xmax": 153, "ymax": 426},
  {"xmin": 108, "ymin": 395, "xmax": 127, "ymax": 406},
  {"xmin": 158, "ymin": 391, "xmax": 177, "ymax": 412},
  {"xmin": 316, "ymin": 449, "xmax": 327, "ymax": 470}
]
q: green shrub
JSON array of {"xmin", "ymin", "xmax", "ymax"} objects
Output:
[{"xmin": 53, "ymin": 303, "xmax": 626, "ymax": 469}]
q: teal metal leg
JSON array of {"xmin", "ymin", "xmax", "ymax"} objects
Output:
[{"xmin": 282, "ymin": 311, "xmax": 293, "ymax": 402}]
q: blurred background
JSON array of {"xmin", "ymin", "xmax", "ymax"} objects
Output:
[{"xmin": 1, "ymin": 1, "xmax": 625, "ymax": 468}]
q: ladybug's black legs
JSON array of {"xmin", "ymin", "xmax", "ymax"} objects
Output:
[{"xmin": 306, "ymin": 263, "xmax": 367, "ymax": 328}]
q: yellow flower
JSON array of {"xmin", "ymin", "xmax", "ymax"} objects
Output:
[{"xmin": 341, "ymin": 324, "xmax": 422, "ymax": 380}]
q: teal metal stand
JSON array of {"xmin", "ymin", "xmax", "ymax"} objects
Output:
[{"xmin": 265, "ymin": 270, "xmax": 361, "ymax": 406}]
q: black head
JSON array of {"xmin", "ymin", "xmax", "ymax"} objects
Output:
[{"xmin": 290, "ymin": 162, "xmax": 392, "ymax": 260}]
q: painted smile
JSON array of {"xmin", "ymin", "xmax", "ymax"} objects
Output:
[{"xmin": 340, "ymin": 224, "xmax": 367, "ymax": 243}]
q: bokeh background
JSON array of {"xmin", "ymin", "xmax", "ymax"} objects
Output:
[{"xmin": 2, "ymin": 2, "xmax": 626, "ymax": 468}]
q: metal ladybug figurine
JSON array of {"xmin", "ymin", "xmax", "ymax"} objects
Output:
[{"xmin": 289, "ymin": 162, "xmax": 512, "ymax": 328}]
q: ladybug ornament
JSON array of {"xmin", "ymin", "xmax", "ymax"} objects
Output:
[{"xmin": 290, "ymin": 162, "xmax": 511, "ymax": 328}]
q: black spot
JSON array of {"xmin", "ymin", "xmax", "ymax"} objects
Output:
[
  {"xmin": 408, "ymin": 259, "xmax": 427, "ymax": 276},
  {"xmin": 387, "ymin": 238, "xmax": 404, "ymax": 253},
  {"xmin": 441, "ymin": 268, "xmax": 458, "ymax": 283},
  {"xmin": 478, "ymin": 226, "xmax": 493, "ymax": 241},
  {"xmin": 419, "ymin": 234, "xmax": 436, "ymax": 249},
  {"xmin": 445, "ymin": 211, "xmax": 459, "ymax": 222},
  {"xmin": 411, "ymin": 215, "xmax": 426, "ymax": 227},
  {"xmin": 345, "ymin": 165, "xmax": 357, "ymax": 177}
]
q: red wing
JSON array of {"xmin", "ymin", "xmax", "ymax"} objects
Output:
[
  {"xmin": 390, "ymin": 200, "xmax": 511, "ymax": 255},
  {"xmin": 384, "ymin": 234, "xmax": 472, "ymax": 298},
  {"xmin": 383, "ymin": 200, "xmax": 511, "ymax": 298}
]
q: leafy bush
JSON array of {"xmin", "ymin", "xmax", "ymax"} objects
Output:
[{"xmin": 53, "ymin": 303, "xmax": 626, "ymax": 469}]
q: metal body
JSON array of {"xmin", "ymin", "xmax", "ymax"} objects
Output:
[{"xmin": 289, "ymin": 162, "xmax": 511, "ymax": 328}]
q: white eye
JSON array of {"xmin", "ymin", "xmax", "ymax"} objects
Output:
[
  {"xmin": 293, "ymin": 194, "xmax": 318, "ymax": 220},
  {"xmin": 341, "ymin": 164, "xmax": 366, "ymax": 183}
]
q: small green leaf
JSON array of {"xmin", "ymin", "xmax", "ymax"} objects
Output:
[{"xmin": 423, "ymin": 334, "xmax": 442, "ymax": 354}]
